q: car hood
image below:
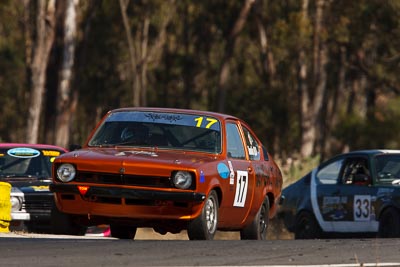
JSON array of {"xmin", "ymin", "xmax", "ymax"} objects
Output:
[
  {"xmin": 56, "ymin": 147, "xmax": 220, "ymax": 175},
  {"xmin": 3, "ymin": 178, "xmax": 51, "ymax": 193}
]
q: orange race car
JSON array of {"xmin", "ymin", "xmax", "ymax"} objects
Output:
[{"xmin": 50, "ymin": 107, "xmax": 283, "ymax": 240}]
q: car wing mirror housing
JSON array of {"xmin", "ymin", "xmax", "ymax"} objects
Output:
[{"xmin": 68, "ymin": 144, "xmax": 82, "ymax": 151}]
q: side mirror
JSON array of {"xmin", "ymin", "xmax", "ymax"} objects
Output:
[{"xmin": 68, "ymin": 144, "xmax": 82, "ymax": 151}]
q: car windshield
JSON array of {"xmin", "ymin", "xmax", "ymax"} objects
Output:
[
  {"xmin": 375, "ymin": 154, "xmax": 400, "ymax": 184},
  {"xmin": 88, "ymin": 111, "xmax": 222, "ymax": 153},
  {"xmin": 0, "ymin": 147, "xmax": 63, "ymax": 180}
]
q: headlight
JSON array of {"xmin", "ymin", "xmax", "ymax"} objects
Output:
[
  {"xmin": 172, "ymin": 171, "xmax": 193, "ymax": 189},
  {"xmin": 10, "ymin": 196, "xmax": 22, "ymax": 211},
  {"xmin": 57, "ymin": 163, "xmax": 76, "ymax": 182}
]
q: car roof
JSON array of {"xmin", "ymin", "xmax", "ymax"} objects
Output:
[
  {"xmin": 0, "ymin": 143, "xmax": 67, "ymax": 152},
  {"xmin": 344, "ymin": 149, "xmax": 400, "ymax": 156},
  {"xmin": 110, "ymin": 107, "xmax": 241, "ymax": 121}
]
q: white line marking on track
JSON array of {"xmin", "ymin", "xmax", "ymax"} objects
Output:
[{"xmin": 200, "ymin": 264, "xmax": 400, "ymax": 267}]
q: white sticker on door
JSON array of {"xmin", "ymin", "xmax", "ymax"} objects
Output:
[
  {"xmin": 233, "ymin": 170, "xmax": 248, "ymax": 207},
  {"xmin": 354, "ymin": 195, "xmax": 371, "ymax": 221}
]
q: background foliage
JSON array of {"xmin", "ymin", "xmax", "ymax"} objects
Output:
[{"xmin": 1, "ymin": 0, "xmax": 400, "ymax": 182}]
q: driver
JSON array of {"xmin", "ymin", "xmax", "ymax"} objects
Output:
[{"xmin": 120, "ymin": 124, "xmax": 149, "ymax": 145}]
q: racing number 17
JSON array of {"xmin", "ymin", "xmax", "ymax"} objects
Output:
[
  {"xmin": 194, "ymin": 117, "xmax": 218, "ymax": 129},
  {"xmin": 233, "ymin": 171, "xmax": 248, "ymax": 207}
]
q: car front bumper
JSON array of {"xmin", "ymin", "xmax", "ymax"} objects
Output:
[
  {"xmin": 11, "ymin": 212, "xmax": 30, "ymax": 221},
  {"xmin": 50, "ymin": 183, "xmax": 207, "ymax": 220},
  {"xmin": 50, "ymin": 183, "xmax": 206, "ymax": 202},
  {"xmin": 10, "ymin": 189, "xmax": 53, "ymax": 222}
]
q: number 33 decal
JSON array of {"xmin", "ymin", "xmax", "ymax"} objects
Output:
[
  {"xmin": 233, "ymin": 170, "xmax": 248, "ymax": 207},
  {"xmin": 354, "ymin": 195, "xmax": 371, "ymax": 221}
]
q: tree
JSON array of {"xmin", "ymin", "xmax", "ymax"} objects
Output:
[
  {"xmin": 0, "ymin": 2, "xmax": 27, "ymax": 142},
  {"xmin": 297, "ymin": 0, "xmax": 329, "ymax": 157},
  {"xmin": 119, "ymin": 0, "xmax": 175, "ymax": 107},
  {"xmin": 1, "ymin": 0, "xmax": 400, "ymax": 165},
  {"xmin": 26, "ymin": 0, "xmax": 56, "ymax": 144},
  {"xmin": 54, "ymin": 0, "xmax": 79, "ymax": 148},
  {"xmin": 216, "ymin": 0, "xmax": 256, "ymax": 112}
]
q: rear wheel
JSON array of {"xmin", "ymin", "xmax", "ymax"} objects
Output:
[
  {"xmin": 240, "ymin": 197, "xmax": 270, "ymax": 240},
  {"xmin": 294, "ymin": 211, "xmax": 321, "ymax": 239},
  {"xmin": 110, "ymin": 224, "xmax": 137, "ymax": 239},
  {"xmin": 378, "ymin": 207, "xmax": 400, "ymax": 238},
  {"xmin": 187, "ymin": 190, "xmax": 218, "ymax": 240},
  {"xmin": 51, "ymin": 206, "xmax": 87, "ymax": 236}
]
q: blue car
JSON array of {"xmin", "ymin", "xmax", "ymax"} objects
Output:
[{"xmin": 278, "ymin": 150, "xmax": 400, "ymax": 239}]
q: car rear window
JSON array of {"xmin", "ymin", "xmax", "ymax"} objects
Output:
[
  {"xmin": 375, "ymin": 154, "xmax": 400, "ymax": 183},
  {"xmin": 316, "ymin": 159, "xmax": 343, "ymax": 184}
]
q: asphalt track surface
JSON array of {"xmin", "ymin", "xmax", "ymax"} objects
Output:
[{"xmin": 1, "ymin": 230, "xmax": 400, "ymax": 267}]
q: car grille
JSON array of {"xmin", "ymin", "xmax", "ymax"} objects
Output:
[
  {"xmin": 23, "ymin": 194, "xmax": 53, "ymax": 212},
  {"xmin": 75, "ymin": 172, "xmax": 173, "ymax": 188}
]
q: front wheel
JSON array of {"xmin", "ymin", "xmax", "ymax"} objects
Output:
[
  {"xmin": 294, "ymin": 211, "xmax": 321, "ymax": 239},
  {"xmin": 240, "ymin": 197, "xmax": 270, "ymax": 240},
  {"xmin": 51, "ymin": 206, "xmax": 87, "ymax": 236},
  {"xmin": 110, "ymin": 224, "xmax": 137, "ymax": 239},
  {"xmin": 378, "ymin": 207, "xmax": 400, "ymax": 238},
  {"xmin": 187, "ymin": 190, "xmax": 218, "ymax": 240}
]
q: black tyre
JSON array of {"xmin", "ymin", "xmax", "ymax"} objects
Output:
[
  {"xmin": 187, "ymin": 190, "xmax": 218, "ymax": 240},
  {"xmin": 240, "ymin": 197, "xmax": 270, "ymax": 240},
  {"xmin": 110, "ymin": 224, "xmax": 137, "ymax": 239},
  {"xmin": 25, "ymin": 221, "xmax": 51, "ymax": 234},
  {"xmin": 51, "ymin": 206, "xmax": 87, "ymax": 236},
  {"xmin": 294, "ymin": 211, "xmax": 321, "ymax": 239},
  {"xmin": 378, "ymin": 207, "xmax": 400, "ymax": 238}
]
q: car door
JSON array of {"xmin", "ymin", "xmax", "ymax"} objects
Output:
[
  {"xmin": 334, "ymin": 156, "xmax": 377, "ymax": 232},
  {"xmin": 218, "ymin": 121, "xmax": 255, "ymax": 227},
  {"xmin": 311, "ymin": 155, "xmax": 377, "ymax": 233},
  {"xmin": 241, "ymin": 126, "xmax": 269, "ymax": 212}
]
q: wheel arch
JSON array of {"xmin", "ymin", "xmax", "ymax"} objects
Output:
[
  {"xmin": 211, "ymin": 185, "xmax": 223, "ymax": 208},
  {"xmin": 266, "ymin": 192, "xmax": 275, "ymax": 217},
  {"xmin": 377, "ymin": 204, "xmax": 400, "ymax": 221}
]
